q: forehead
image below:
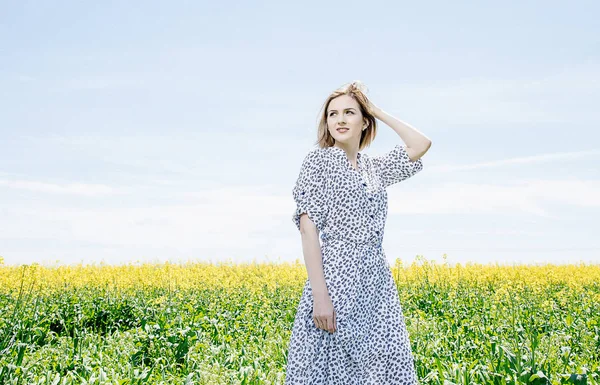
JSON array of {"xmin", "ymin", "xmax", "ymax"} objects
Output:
[{"xmin": 328, "ymin": 95, "xmax": 359, "ymax": 111}]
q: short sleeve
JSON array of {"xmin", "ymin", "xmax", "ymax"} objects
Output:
[
  {"xmin": 292, "ymin": 149, "xmax": 328, "ymax": 233},
  {"xmin": 371, "ymin": 144, "xmax": 424, "ymax": 188}
]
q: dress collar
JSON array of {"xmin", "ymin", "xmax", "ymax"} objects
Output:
[
  {"xmin": 328, "ymin": 145, "xmax": 362, "ymax": 158},
  {"xmin": 326, "ymin": 146, "xmax": 362, "ymax": 172}
]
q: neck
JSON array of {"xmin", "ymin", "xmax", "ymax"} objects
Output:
[{"xmin": 334, "ymin": 144, "xmax": 359, "ymax": 159}]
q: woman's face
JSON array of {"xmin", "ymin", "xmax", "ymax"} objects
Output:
[{"xmin": 326, "ymin": 94, "xmax": 366, "ymax": 146}]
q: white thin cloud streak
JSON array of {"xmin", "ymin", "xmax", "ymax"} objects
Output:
[
  {"xmin": 0, "ymin": 179, "xmax": 120, "ymax": 196},
  {"xmin": 382, "ymin": 59, "xmax": 600, "ymax": 125},
  {"xmin": 429, "ymin": 149, "xmax": 600, "ymax": 172}
]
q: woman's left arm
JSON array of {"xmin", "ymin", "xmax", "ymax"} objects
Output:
[{"xmin": 368, "ymin": 101, "xmax": 432, "ymax": 161}]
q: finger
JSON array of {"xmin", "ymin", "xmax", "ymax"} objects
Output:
[
  {"xmin": 318, "ymin": 317, "xmax": 326, "ymax": 331},
  {"xmin": 332, "ymin": 311, "xmax": 336, "ymax": 332},
  {"xmin": 326, "ymin": 316, "xmax": 334, "ymax": 333},
  {"xmin": 314, "ymin": 317, "xmax": 322, "ymax": 330}
]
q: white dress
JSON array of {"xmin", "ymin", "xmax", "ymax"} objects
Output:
[{"xmin": 285, "ymin": 145, "xmax": 424, "ymax": 385}]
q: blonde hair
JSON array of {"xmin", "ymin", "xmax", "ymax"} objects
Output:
[{"xmin": 315, "ymin": 80, "xmax": 378, "ymax": 151}]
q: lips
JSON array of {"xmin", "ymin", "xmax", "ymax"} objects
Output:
[{"xmin": 337, "ymin": 128, "xmax": 349, "ymax": 132}]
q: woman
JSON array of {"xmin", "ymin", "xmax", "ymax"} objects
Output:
[{"xmin": 285, "ymin": 80, "xmax": 431, "ymax": 384}]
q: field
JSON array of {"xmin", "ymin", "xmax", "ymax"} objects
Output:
[{"xmin": 0, "ymin": 255, "xmax": 599, "ymax": 385}]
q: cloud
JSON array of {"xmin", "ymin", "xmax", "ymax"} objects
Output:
[
  {"xmin": 0, "ymin": 185, "xmax": 290, "ymax": 250},
  {"xmin": 1, "ymin": 176, "xmax": 598, "ymax": 265},
  {"xmin": 17, "ymin": 75, "xmax": 35, "ymax": 82},
  {"xmin": 383, "ymin": 59, "xmax": 600, "ymax": 125},
  {"xmin": 388, "ymin": 179, "xmax": 600, "ymax": 217},
  {"xmin": 429, "ymin": 149, "xmax": 600, "ymax": 172},
  {"xmin": 0, "ymin": 179, "xmax": 120, "ymax": 196},
  {"xmin": 57, "ymin": 74, "xmax": 149, "ymax": 90},
  {"xmin": 1, "ymin": 176, "xmax": 598, "ymax": 254}
]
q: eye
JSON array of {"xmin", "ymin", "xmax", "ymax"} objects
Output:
[{"xmin": 328, "ymin": 111, "xmax": 354, "ymax": 117}]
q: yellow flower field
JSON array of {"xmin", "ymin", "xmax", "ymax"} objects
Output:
[{"xmin": 0, "ymin": 255, "xmax": 599, "ymax": 384}]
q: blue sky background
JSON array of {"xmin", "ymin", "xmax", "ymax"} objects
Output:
[{"xmin": 1, "ymin": 1, "xmax": 599, "ymax": 266}]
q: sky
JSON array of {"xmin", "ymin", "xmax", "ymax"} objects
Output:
[{"xmin": 1, "ymin": 1, "xmax": 599, "ymax": 267}]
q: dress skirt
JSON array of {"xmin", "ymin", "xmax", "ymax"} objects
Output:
[{"xmin": 284, "ymin": 236, "xmax": 418, "ymax": 385}]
